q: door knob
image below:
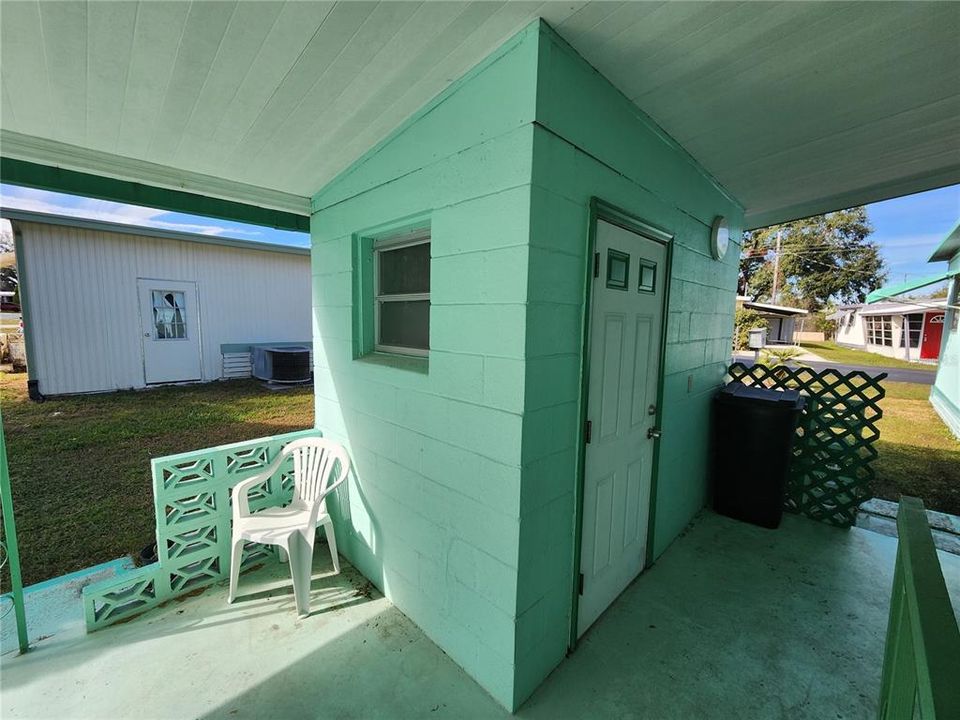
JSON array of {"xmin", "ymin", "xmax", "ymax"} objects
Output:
[{"xmin": 647, "ymin": 427, "xmax": 661, "ymax": 439}]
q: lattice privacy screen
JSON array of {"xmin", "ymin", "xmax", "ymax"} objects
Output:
[
  {"xmin": 83, "ymin": 428, "xmax": 322, "ymax": 630},
  {"xmin": 726, "ymin": 362, "xmax": 887, "ymax": 528}
]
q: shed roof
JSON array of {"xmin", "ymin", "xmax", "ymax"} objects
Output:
[
  {"xmin": 741, "ymin": 300, "xmax": 808, "ymax": 317},
  {"xmin": 0, "ymin": 5, "xmax": 957, "ymax": 229},
  {"xmin": 0, "ymin": 208, "xmax": 309, "ymax": 257}
]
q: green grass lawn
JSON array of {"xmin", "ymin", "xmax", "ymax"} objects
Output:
[
  {"xmin": 800, "ymin": 341, "xmax": 938, "ymax": 371},
  {"xmin": 872, "ymin": 381, "xmax": 960, "ymax": 516},
  {"xmin": 1, "ymin": 370, "xmax": 313, "ymax": 587}
]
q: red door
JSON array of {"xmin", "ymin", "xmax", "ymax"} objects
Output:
[{"xmin": 920, "ymin": 313, "xmax": 945, "ymax": 359}]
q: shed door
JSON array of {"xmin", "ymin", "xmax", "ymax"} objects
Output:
[
  {"xmin": 578, "ymin": 219, "xmax": 666, "ymax": 638},
  {"xmin": 137, "ymin": 279, "xmax": 202, "ymax": 384}
]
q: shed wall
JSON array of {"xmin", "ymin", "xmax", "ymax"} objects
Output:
[
  {"xmin": 513, "ymin": 26, "xmax": 744, "ymax": 702},
  {"xmin": 310, "ymin": 26, "xmax": 540, "ymax": 708},
  {"xmin": 17, "ymin": 221, "xmax": 310, "ymax": 395},
  {"xmin": 932, "ymin": 261, "xmax": 960, "ymax": 437}
]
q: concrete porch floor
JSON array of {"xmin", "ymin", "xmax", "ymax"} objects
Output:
[{"xmin": 3, "ymin": 511, "xmax": 958, "ymax": 719}]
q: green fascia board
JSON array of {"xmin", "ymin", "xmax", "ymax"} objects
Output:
[
  {"xmin": 1, "ymin": 157, "xmax": 310, "ymax": 232},
  {"xmin": 929, "ymin": 220, "xmax": 960, "ymax": 263},
  {"xmin": 1, "ymin": 208, "xmax": 309, "ymax": 256},
  {"xmin": 866, "ymin": 270, "xmax": 959, "ymax": 303}
]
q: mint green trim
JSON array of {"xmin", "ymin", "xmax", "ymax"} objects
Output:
[
  {"xmin": 867, "ymin": 270, "xmax": 958, "ymax": 303},
  {"xmin": 1, "ymin": 158, "xmax": 310, "ymax": 232},
  {"xmin": 878, "ymin": 496, "xmax": 960, "ymax": 717},
  {"xmin": 82, "ymin": 428, "xmax": 322, "ymax": 630},
  {"xmin": 220, "ymin": 341, "xmax": 312, "ymax": 354},
  {"xmin": 929, "ymin": 220, "xmax": 960, "ymax": 263},
  {"xmin": 0, "ymin": 408, "xmax": 29, "ymax": 653},
  {"xmin": 2, "ymin": 209, "xmax": 308, "ymax": 256},
  {"xmin": 11, "ymin": 226, "xmax": 38, "ymax": 391},
  {"xmin": 568, "ymin": 198, "xmax": 674, "ymax": 651}
]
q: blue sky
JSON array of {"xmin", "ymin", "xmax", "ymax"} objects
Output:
[
  {"xmin": 1, "ymin": 183, "xmax": 957, "ymax": 282},
  {"xmin": 0, "ymin": 183, "xmax": 308, "ymax": 247},
  {"xmin": 867, "ymin": 184, "xmax": 959, "ymax": 285}
]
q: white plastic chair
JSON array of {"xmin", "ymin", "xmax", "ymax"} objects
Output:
[{"xmin": 228, "ymin": 437, "xmax": 350, "ymax": 616}]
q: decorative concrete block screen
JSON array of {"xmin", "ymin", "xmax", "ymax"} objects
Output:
[
  {"xmin": 83, "ymin": 428, "xmax": 322, "ymax": 630},
  {"xmin": 726, "ymin": 363, "xmax": 886, "ymax": 527}
]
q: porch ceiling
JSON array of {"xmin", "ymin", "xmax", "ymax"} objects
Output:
[{"xmin": 1, "ymin": 2, "xmax": 957, "ymax": 225}]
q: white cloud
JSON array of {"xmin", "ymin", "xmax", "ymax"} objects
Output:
[{"xmin": 0, "ymin": 186, "xmax": 262, "ymax": 238}]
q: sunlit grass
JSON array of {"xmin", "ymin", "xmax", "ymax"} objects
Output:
[
  {"xmin": 800, "ymin": 341, "xmax": 937, "ymax": 371},
  {"xmin": 0, "ymin": 370, "xmax": 313, "ymax": 586}
]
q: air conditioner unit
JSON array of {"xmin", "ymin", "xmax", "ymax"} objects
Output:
[{"xmin": 252, "ymin": 345, "xmax": 311, "ymax": 383}]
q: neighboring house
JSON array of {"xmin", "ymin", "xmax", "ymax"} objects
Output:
[
  {"xmin": 830, "ymin": 300, "xmax": 947, "ymax": 363},
  {"xmin": 865, "ymin": 220, "xmax": 959, "ymax": 437},
  {"xmin": 1, "ymin": 209, "xmax": 310, "ymax": 397},
  {"xmin": 736, "ymin": 297, "xmax": 808, "ymax": 344}
]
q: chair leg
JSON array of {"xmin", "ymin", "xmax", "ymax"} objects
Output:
[
  {"xmin": 322, "ymin": 521, "xmax": 340, "ymax": 574},
  {"xmin": 228, "ymin": 538, "xmax": 245, "ymax": 604},
  {"xmin": 286, "ymin": 532, "xmax": 314, "ymax": 617}
]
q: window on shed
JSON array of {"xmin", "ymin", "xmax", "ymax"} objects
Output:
[
  {"xmin": 374, "ymin": 229, "xmax": 430, "ymax": 356},
  {"xmin": 152, "ymin": 290, "xmax": 187, "ymax": 339}
]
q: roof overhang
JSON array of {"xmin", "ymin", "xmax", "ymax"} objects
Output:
[
  {"xmin": 0, "ymin": 4, "xmax": 957, "ymax": 226},
  {"xmin": 742, "ymin": 301, "xmax": 808, "ymax": 317},
  {"xmin": 930, "ymin": 221, "xmax": 960, "ymax": 263},
  {"xmin": 866, "ymin": 271, "xmax": 959, "ymax": 303},
  {"xmin": 1, "ymin": 207, "xmax": 309, "ymax": 256}
]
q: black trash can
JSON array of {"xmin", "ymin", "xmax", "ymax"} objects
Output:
[{"xmin": 712, "ymin": 382, "xmax": 806, "ymax": 529}]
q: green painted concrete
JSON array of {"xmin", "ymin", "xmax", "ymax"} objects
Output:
[
  {"xmin": 309, "ymin": 20, "xmax": 742, "ymax": 710},
  {"xmin": 931, "ymin": 251, "xmax": 960, "ymax": 439},
  {"xmin": 3, "ymin": 512, "xmax": 958, "ymax": 718}
]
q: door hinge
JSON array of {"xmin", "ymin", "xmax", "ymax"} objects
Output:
[
  {"xmin": 578, "ymin": 573, "xmax": 585, "ymax": 595},
  {"xmin": 584, "ymin": 420, "xmax": 592, "ymax": 444},
  {"xmin": 593, "ymin": 252, "xmax": 600, "ymax": 278}
]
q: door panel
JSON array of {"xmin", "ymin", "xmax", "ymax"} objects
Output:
[
  {"xmin": 920, "ymin": 313, "xmax": 944, "ymax": 359},
  {"xmin": 138, "ymin": 279, "xmax": 202, "ymax": 384},
  {"xmin": 578, "ymin": 219, "xmax": 667, "ymax": 638}
]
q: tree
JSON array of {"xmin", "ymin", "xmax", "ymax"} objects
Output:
[{"xmin": 739, "ymin": 207, "xmax": 886, "ymax": 312}]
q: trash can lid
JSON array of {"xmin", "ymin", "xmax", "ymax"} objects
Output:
[{"xmin": 717, "ymin": 382, "xmax": 804, "ymax": 408}]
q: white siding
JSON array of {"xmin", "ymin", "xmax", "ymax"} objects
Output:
[{"xmin": 19, "ymin": 221, "xmax": 310, "ymax": 395}]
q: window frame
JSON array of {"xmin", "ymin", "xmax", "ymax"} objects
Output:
[
  {"xmin": 150, "ymin": 288, "xmax": 189, "ymax": 341},
  {"xmin": 372, "ymin": 228, "xmax": 430, "ymax": 357},
  {"xmin": 865, "ymin": 314, "xmax": 893, "ymax": 346}
]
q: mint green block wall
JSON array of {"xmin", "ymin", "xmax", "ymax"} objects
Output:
[
  {"xmin": 512, "ymin": 25, "xmax": 745, "ymax": 705},
  {"xmin": 310, "ymin": 18, "xmax": 748, "ymax": 711},
  {"xmin": 309, "ymin": 25, "xmax": 542, "ymax": 709},
  {"xmin": 931, "ymin": 254, "xmax": 960, "ymax": 438}
]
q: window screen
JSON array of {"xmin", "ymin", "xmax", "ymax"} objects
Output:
[{"xmin": 375, "ymin": 230, "xmax": 430, "ymax": 355}]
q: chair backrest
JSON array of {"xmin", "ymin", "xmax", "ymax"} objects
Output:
[{"xmin": 280, "ymin": 438, "xmax": 350, "ymax": 505}]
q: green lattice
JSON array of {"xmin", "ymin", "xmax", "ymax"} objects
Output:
[
  {"xmin": 83, "ymin": 428, "xmax": 322, "ymax": 630},
  {"xmin": 727, "ymin": 362, "xmax": 887, "ymax": 528}
]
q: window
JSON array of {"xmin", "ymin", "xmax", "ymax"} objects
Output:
[
  {"xmin": 606, "ymin": 249, "xmax": 629, "ymax": 290},
  {"xmin": 901, "ymin": 314, "xmax": 923, "ymax": 348},
  {"xmin": 151, "ymin": 290, "xmax": 187, "ymax": 339},
  {"xmin": 374, "ymin": 229, "xmax": 430, "ymax": 356},
  {"xmin": 865, "ymin": 315, "xmax": 893, "ymax": 346},
  {"xmin": 638, "ymin": 259, "xmax": 656, "ymax": 293}
]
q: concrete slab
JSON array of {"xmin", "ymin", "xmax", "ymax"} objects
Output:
[
  {"xmin": 1, "ymin": 557, "xmax": 136, "ymax": 654},
  {"xmin": 3, "ymin": 512, "xmax": 958, "ymax": 719}
]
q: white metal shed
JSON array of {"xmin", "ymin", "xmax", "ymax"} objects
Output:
[{"xmin": 2, "ymin": 209, "xmax": 310, "ymax": 396}]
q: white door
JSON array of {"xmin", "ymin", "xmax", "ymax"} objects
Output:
[
  {"xmin": 578, "ymin": 219, "xmax": 667, "ymax": 637},
  {"xmin": 137, "ymin": 279, "xmax": 202, "ymax": 384}
]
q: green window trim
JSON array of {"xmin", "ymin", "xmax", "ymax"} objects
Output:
[{"xmin": 606, "ymin": 249, "xmax": 630, "ymax": 290}]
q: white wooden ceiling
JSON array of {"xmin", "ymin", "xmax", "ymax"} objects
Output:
[{"xmin": 2, "ymin": 1, "xmax": 958, "ymax": 226}]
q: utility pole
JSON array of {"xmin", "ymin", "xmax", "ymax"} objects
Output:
[{"xmin": 770, "ymin": 229, "xmax": 782, "ymax": 304}]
